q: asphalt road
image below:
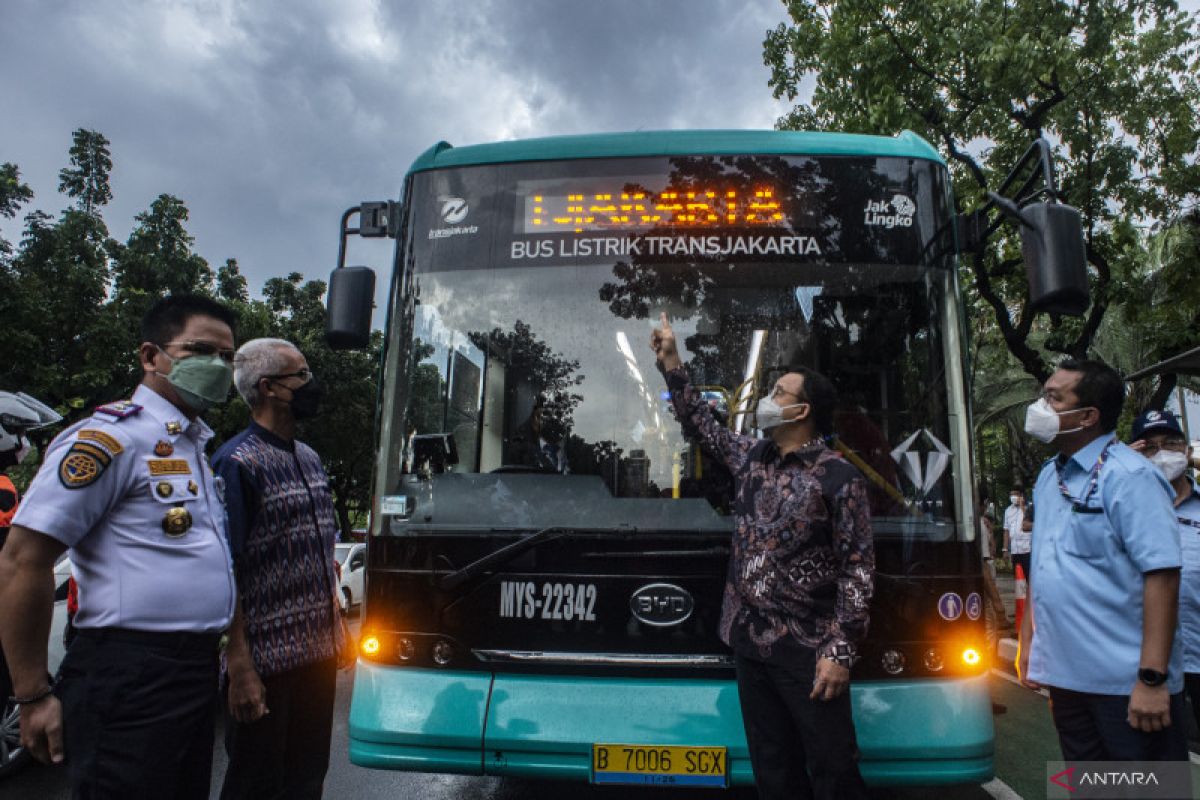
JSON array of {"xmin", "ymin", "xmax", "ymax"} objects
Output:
[{"xmin": 0, "ymin": 605, "xmax": 1187, "ymax": 799}]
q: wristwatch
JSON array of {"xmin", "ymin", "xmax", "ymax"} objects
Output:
[{"xmin": 1138, "ymin": 667, "xmax": 1168, "ymax": 687}]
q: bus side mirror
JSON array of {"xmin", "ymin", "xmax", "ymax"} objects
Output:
[
  {"xmin": 326, "ymin": 266, "xmax": 376, "ymax": 350},
  {"xmin": 1021, "ymin": 203, "xmax": 1088, "ymax": 317}
]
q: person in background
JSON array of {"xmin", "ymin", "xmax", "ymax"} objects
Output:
[
  {"xmin": 651, "ymin": 313, "xmax": 874, "ymax": 800},
  {"xmin": 1001, "ymin": 487, "xmax": 1029, "ymax": 579},
  {"xmin": 0, "ymin": 391, "xmax": 62, "ymax": 737},
  {"xmin": 215, "ymin": 338, "xmax": 352, "ymax": 800},
  {"xmin": 1017, "ymin": 359, "xmax": 1186, "ymax": 762},
  {"xmin": 1129, "ymin": 409, "xmax": 1200, "ymax": 736},
  {"xmin": 0, "ymin": 294, "xmax": 239, "ymax": 798}
]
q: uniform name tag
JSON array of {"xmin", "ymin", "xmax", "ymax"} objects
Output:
[{"xmin": 148, "ymin": 459, "xmax": 191, "ymax": 476}]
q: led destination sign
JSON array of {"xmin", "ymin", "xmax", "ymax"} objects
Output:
[{"xmin": 519, "ymin": 180, "xmax": 787, "ymax": 234}]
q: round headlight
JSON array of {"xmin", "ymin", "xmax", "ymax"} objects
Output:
[
  {"xmin": 881, "ymin": 649, "xmax": 906, "ymax": 676},
  {"xmin": 431, "ymin": 640, "xmax": 455, "ymax": 666},
  {"xmin": 923, "ymin": 647, "xmax": 944, "ymax": 672}
]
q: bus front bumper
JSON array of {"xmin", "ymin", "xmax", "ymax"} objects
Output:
[{"xmin": 348, "ymin": 663, "xmax": 993, "ymax": 786}]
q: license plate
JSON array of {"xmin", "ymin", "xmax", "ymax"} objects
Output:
[{"xmin": 592, "ymin": 743, "xmax": 727, "ymax": 788}]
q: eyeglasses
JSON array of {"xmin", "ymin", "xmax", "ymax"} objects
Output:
[
  {"xmin": 1138, "ymin": 439, "xmax": 1187, "ymax": 457},
  {"xmin": 160, "ymin": 340, "xmax": 236, "ymax": 364},
  {"xmin": 264, "ymin": 369, "xmax": 313, "ymax": 384},
  {"xmin": 768, "ymin": 384, "xmax": 807, "ymax": 403}
]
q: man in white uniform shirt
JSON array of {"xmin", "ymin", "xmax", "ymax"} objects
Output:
[
  {"xmin": 1002, "ymin": 487, "xmax": 1031, "ymax": 579},
  {"xmin": 0, "ymin": 295, "xmax": 238, "ymax": 799}
]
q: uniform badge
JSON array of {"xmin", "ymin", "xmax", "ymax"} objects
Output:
[
  {"xmin": 162, "ymin": 506, "xmax": 193, "ymax": 537},
  {"xmin": 78, "ymin": 429, "xmax": 125, "ymax": 454},
  {"xmin": 58, "ymin": 441, "xmax": 115, "ymax": 489},
  {"xmin": 95, "ymin": 400, "xmax": 142, "ymax": 419},
  {"xmin": 156, "ymin": 480, "xmax": 174, "ymax": 498},
  {"xmin": 165, "ymin": 421, "xmax": 183, "ymax": 435},
  {"xmin": 154, "ymin": 440, "xmax": 174, "ymax": 457},
  {"xmin": 148, "ymin": 459, "xmax": 191, "ymax": 476},
  {"xmin": 187, "ymin": 480, "xmax": 199, "ymax": 495}
]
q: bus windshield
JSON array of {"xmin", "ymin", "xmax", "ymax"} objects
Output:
[{"xmin": 375, "ymin": 154, "xmax": 971, "ymax": 552}]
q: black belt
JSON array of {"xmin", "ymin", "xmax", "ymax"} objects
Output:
[{"xmin": 75, "ymin": 626, "xmax": 222, "ymax": 653}]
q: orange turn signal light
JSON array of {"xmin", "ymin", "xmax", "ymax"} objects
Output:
[
  {"xmin": 361, "ymin": 636, "xmax": 381, "ymax": 656},
  {"xmin": 962, "ymin": 647, "xmax": 981, "ymax": 666}
]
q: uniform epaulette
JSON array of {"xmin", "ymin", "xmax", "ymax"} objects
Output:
[{"xmin": 95, "ymin": 400, "xmax": 142, "ymax": 420}]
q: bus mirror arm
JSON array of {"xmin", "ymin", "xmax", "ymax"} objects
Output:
[{"xmin": 439, "ymin": 526, "xmax": 566, "ymax": 591}]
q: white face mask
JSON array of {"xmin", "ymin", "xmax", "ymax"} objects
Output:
[
  {"xmin": 1009, "ymin": 495, "xmax": 1021, "ymax": 505},
  {"xmin": 1148, "ymin": 450, "xmax": 1189, "ymax": 482},
  {"xmin": 754, "ymin": 396, "xmax": 807, "ymax": 433},
  {"xmin": 1024, "ymin": 398, "xmax": 1089, "ymax": 444}
]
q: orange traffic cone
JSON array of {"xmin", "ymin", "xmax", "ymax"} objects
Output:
[{"xmin": 1014, "ymin": 563, "xmax": 1027, "ymax": 632}]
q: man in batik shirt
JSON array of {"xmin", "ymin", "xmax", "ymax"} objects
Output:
[{"xmin": 651, "ymin": 313, "xmax": 874, "ymax": 800}]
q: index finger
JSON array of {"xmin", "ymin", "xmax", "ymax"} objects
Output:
[{"xmin": 659, "ymin": 311, "xmax": 671, "ymax": 331}]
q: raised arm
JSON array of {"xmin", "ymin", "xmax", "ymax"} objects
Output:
[{"xmin": 650, "ymin": 312, "xmax": 755, "ymax": 472}]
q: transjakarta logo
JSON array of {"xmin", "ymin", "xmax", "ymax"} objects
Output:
[
  {"xmin": 428, "ymin": 196, "xmax": 478, "ymax": 240},
  {"xmin": 864, "ymin": 194, "xmax": 916, "ymax": 228}
]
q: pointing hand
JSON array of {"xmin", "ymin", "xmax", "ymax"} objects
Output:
[{"xmin": 649, "ymin": 312, "xmax": 681, "ymax": 371}]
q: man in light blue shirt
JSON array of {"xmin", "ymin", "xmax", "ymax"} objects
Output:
[
  {"xmin": 1129, "ymin": 409, "xmax": 1200, "ymax": 737},
  {"xmin": 1017, "ymin": 359, "xmax": 1186, "ymax": 761}
]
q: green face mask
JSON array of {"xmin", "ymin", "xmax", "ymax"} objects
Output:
[{"xmin": 157, "ymin": 348, "xmax": 234, "ymax": 413}]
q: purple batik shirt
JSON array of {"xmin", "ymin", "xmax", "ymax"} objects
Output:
[{"xmin": 663, "ymin": 366, "xmax": 875, "ymax": 667}]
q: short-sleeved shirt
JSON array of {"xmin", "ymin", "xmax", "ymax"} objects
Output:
[
  {"xmin": 13, "ymin": 384, "xmax": 236, "ymax": 632},
  {"xmin": 1027, "ymin": 433, "xmax": 1183, "ymax": 694},
  {"xmin": 1174, "ymin": 478, "xmax": 1200, "ymax": 674},
  {"xmin": 1004, "ymin": 503, "xmax": 1030, "ymax": 554}
]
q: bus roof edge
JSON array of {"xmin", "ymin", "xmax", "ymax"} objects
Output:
[{"xmin": 405, "ymin": 129, "xmax": 945, "ymax": 174}]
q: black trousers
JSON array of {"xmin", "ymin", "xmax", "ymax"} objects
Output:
[
  {"xmin": 57, "ymin": 627, "xmax": 220, "ymax": 800},
  {"xmin": 220, "ymin": 656, "xmax": 337, "ymax": 800},
  {"xmin": 1011, "ymin": 552, "xmax": 1031, "ymax": 582},
  {"xmin": 1185, "ymin": 673, "xmax": 1200, "ymax": 738},
  {"xmin": 1047, "ymin": 686, "xmax": 1189, "ymax": 761},
  {"xmin": 735, "ymin": 653, "xmax": 870, "ymax": 800}
]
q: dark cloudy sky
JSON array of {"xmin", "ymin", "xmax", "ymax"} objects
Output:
[{"xmin": 1, "ymin": 0, "xmax": 795, "ymax": 303}]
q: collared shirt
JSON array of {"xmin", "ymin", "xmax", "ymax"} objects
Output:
[
  {"xmin": 1027, "ymin": 433, "xmax": 1183, "ymax": 694},
  {"xmin": 14, "ymin": 384, "xmax": 235, "ymax": 633},
  {"xmin": 1174, "ymin": 478, "xmax": 1200, "ymax": 674},
  {"xmin": 664, "ymin": 367, "xmax": 875, "ymax": 667},
  {"xmin": 1004, "ymin": 503, "xmax": 1029, "ymax": 554},
  {"xmin": 213, "ymin": 422, "xmax": 343, "ymax": 677}
]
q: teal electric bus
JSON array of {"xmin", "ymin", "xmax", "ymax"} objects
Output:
[{"xmin": 325, "ymin": 129, "xmax": 1086, "ymax": 788}]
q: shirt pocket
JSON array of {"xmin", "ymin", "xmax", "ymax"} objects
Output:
[{"xmin": 1060, "ymin": 511, "xmax": 1111, "ymax": 561}]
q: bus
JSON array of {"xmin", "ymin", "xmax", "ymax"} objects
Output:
[{"xmin": 325, "ymin": 129, "xmax": 1086, "ymax": 788}]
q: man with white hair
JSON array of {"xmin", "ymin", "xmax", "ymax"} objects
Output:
[{"xmin": 213, "ymin": 338, "xmax": 350, "ymax": 800}]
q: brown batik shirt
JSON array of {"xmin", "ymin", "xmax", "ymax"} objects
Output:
[{"xmin": 664, "ymin": 366, "xmax": 875, "ymax": 667}]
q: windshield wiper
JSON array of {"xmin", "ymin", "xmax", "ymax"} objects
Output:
[{"xmin": 439, "ymin": 526, "xmax": 569, "ymax": 591}]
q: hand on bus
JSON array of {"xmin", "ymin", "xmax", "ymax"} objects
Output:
[
  {"xmin": 811, "ymin": 657, "xmax": 850, "ymax": 701},
  {"xmin": 650, "ymin": 312, "xmax": 682, "ymax": 371}
]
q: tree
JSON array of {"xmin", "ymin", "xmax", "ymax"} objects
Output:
[
  {"xmin": 57, "ymin": 129, "xmax": 113, "ymax": 216},
  {"xmin": 0, "ymin": 162, "xmax": 33, "ymax": 260},
  {"xmin": 217, "ymin": 258, "xmax": 249, "ymax": 303},
  {"xmin": 112, "ymin": 194, "xmax": 214, "ymax": 298},
  {"xmin": 764, "ymin": 0, "xmax": 1200, "ymax": 384}
]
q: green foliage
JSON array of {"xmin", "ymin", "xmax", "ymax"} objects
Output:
[
  {"xmin": 2, "ymin": 131, "xmax": 383, "ymax": 538},
  {"xmin": 57, "ymin": 129, "xmax": 113, "ymax": 216},
  {"xmin": 765, "ymin": 0, "xmax": 1199, "ymax": 380},
  {"xmin": 764, "ymin": 0, "xmax": 1200, "ymax": 494}
]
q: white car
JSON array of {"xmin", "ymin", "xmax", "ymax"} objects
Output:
[{"xmin": 334, "ymin": 543, "xmax": 366, "ymax": 614}]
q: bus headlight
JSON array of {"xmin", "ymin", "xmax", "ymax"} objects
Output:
[
  {"xmin": 923, "ymin": 647, "xmax": 944, "ymax": 672},
  {"xmin": 432, "ymin": 640, "xmax": 455, "ymax": 666},
  {"xmin": 880, "ymin": 649, "xmax": 906, "ymax": 676},
  {"xmin": 361, "ymin": 635, "xmax": 381, "ymax": 657},
  {"xmin": 962, "ymin": 647, "xmax": 981, "ymax": 667},
  {"xmin": 398, "ymin": 637, "xmax": 415, "ymax": 661}
]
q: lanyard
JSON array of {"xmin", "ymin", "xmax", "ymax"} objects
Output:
[
  {"xmin": 1180, "ymin": 516, "xmax": 1200, "ymax": 531},
  {"xmin": 1056, "ymin": 437, "xmax": 1117, "ymax": 513}
]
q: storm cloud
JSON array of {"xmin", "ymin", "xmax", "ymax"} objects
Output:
[{"xmin": 1, "ymin": 0, "xmax": 792, "ymax": 301}]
